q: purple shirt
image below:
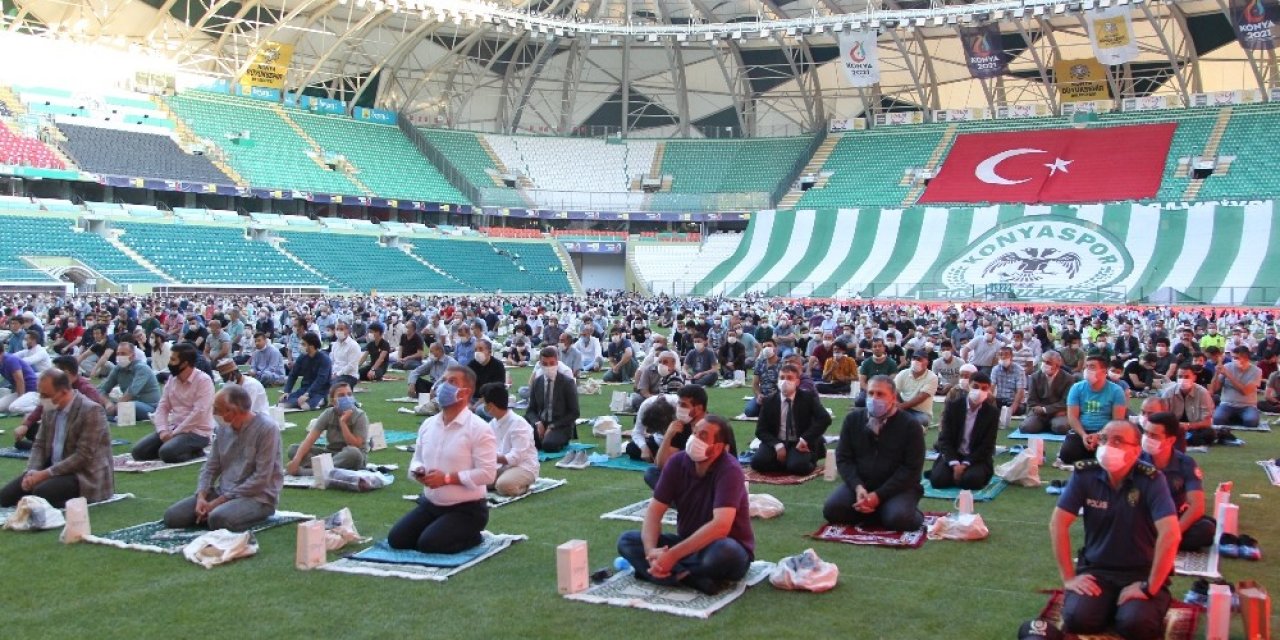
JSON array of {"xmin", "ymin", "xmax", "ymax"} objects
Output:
[
  {"xmin": 654, "ymin": 450, "xmax": 755, "ymax": 559},
  {"xmin": 1, "ymin": 354, "xmax": 37, "ymax": 393}
]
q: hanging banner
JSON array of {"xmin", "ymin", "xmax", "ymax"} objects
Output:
[
  {"xmin": 1230, "ymin": 0, "xmax": 1280, "ymax": 50},
  {"xmin": 1054, "ymin": 58, "xmax": 1110, "ymax": 103},
  {"xmin": 1085, "ymin": 6, "xmax": 1139, "ymax": 65},
  {"xmin": 241, "ymin": 42, "xmax": 294, "ymax": 89},
  {"xmin": 960, "ymin": 24, "xmax": 1007, "ymax": 79},
  {"xmin": 837, "ymin": 31, "xmax": 880, "ymax": 87}
]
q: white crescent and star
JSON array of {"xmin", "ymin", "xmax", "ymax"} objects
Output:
[{"xmin": 974, "ymin": 148, "xmax": 1073, "ymax": 185}]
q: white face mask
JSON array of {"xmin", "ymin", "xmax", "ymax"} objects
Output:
[
  {"xmin": 694, "ymin": 342, "xmax": 706, "ymax": 351},
  {"xmin": 1179, "ymin": 378, "xmax": 1194, "ymax": 391},
  {"xmin": 1141, "ymin": 435, "xmax": 1163, "ymax": 456},
  {"xmin": 685, "ymin": 435, "xmax": 709, "ymax": 462},
  {"xmin": 1095, "ymin": 444, "xmax": 1130, "ymax": 474},
  {"xmin": 778, "ymin": 379, "xmax": 796, "ymax": 395},
  {"xmin": 542, "ymin": 365, "xmax": 557, "ymax": 379},
  {"xmin": 761, "ymin": 348, "xmax": 774, "ymax": 360},
  {"xmin": 475, "ymin": 352, "xmax": 490, "ymax": 365},
  {"xmin": 40, "ymin": 397, "xmax": 56, "ymax": 413},
  {"xmin": 911, "ymin": 362, "xmax": 925, "ymax": 374},
  {"xmin": 676, "ymin": 406, "xmax": 691, "ymax": 423},
  {"xmin": 727, "ymin": 336, "xmax": 738, "ymax": 344},
  {"xmin": 336, "ymin": 331, "xmax": 347, "ymax": 341},
  {"xmin": 968, "ymin": 389, "xmax": 988, "ymax": 405},
  {"xmin": 115, "ymin": 355, "xmax": 132, "ymax": 368},
  {"xmin": 958, "ymin": 378, "xmax": 970, "ymax": 390},
  {"xmin": 999, "ymin": 358, "xmax": 1013, "ymax": 368},
  {"xmin": 657, "ymin": 363, "xmax": 672, "ymax": 377},
  {"xmin": 941, "ymin": 350, "xmax": 952, "ymax": 360}
]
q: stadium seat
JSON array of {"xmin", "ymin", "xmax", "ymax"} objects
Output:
[
  {"xmin": 276, "ymin": 230, "xmax": 473, "ymax": 293},
  {"xmin": 0, "ymin": 214, "xmax": 156, "ymax": 283},
  {"xmin": 58, "ymin": 122, "xmax": 231, "ymax": 184},
  {"xmin": 113, "ymin": 221, "xmax": 330, "ymax": 286}
]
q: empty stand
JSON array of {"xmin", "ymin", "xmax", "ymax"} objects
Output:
[
  {"xmin": 0, "ymin": 214, "xmax": 156, "ymax": 283},
  {"xmin": 58, "ymin": 122, "xmax": 230, "ymax": 183},
  {"xmin": 0, "ymin": 121, "xmax": 64, "ymax": 168},
  {"xmin": 276, "ymin": 231, "xmax": 472, "ymax": 293},
  {"xmin": 409, "ymin": 238, "xmax": 572, "ymax": 293},
  {"xmin": 113, "ymin": 221, "xmax": 330, "ymax": 286}
]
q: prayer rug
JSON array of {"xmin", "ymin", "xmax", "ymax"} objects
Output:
[
  {"xmin": 743, "ymin": 467, "xmax": 823, "ymax": 485},
  {"xmin": 538, "ymin": 442, "xmax": 595, "ymax": 462},
  {"xmin": 1174, "ymin": 547, "xmax": 1221, "ymax": 579},
  {"xmin": 590, "ymin": 456, "xmax": 654, "ymax": 472},
  {"xmin": 83, "ymin": 511, "xmax": 313, "ymax": 554},
  {"xmin": 564, "ymin": 561, "xmax": 774, "ymax": 619},
  {"xmin": 599, "ymin": 498, "xmax": 678, "ymax": 526},
  {"xmin": 808, "ymin": 513, "xmax": 946, "ymax": 549},
  {"xmin": 0, "ymin": 493, "xmax": 134, "ymax": 528},
  {"xmin": 1008, "ymin": 429, "xmax": 1068, "ymax": 442},
  {"xmin": 1034, "ymin": 589, "xmax": 1201, "ymax": 640},
  {"xmin": 920, "ymin": 476, "xmax": 1009, "ymax": 502},
  {"xmin": 283, "ymin": 469, "xmax": 395, "ymax": 490},
  {"xmin": 112, "ymin": 454, "xmax": 206, "ymax": 473},
  {"xmin": 1213, "ymin": 422, "xmax": 1271, "ymax": 432},
  {"xmin": 318, "ymin": 532, "xmax": 525, "ymax": 581},
  {"xmin": 316, "ymin": 430, "xmax": 416, "ymax": 447},
  {"xmin": 485, "ymin": 477, "xmax": 566, "ymax": 508},
  {"xmin": 385, "ymin": 397, "xmax": 418, "ymax": 404},
  {"xmin": 0, "ymin": 447, "xmax": 30, "ymax": 459},
  {"xmin": 1258, "ymin": 460, "xmax": 1280, "ymax": 486}
]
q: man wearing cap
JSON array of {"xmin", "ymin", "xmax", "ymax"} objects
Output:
[
  {"xmin": 217, "ymin": 358, "xmax": 269, "ymax": 415},
  {"xmin": 1210, "ymin": 346, "xmax": 1261, "ymax": 430},
  {"xmin": 893, "ymin": 352, "xmax": 939, "ymax": 429},
  {"xmin": 1050, "ymin": 421, "xmax": 1179, "ymax": 639},
  {"xmin": 930, "ymin": 372, "xmax": 998, "ymax": 490}
]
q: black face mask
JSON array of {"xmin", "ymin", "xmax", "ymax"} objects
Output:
[{"xmin": 168, "ymin": 363, "xmax": 185, "ymax": 377}]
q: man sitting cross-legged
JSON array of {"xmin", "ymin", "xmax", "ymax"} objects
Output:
[
  {"xmin": 285, "ymin": 383, "xmax": 369, "ymax": 476},
  {"xmin": 163, "ymin": 384, "xmax": 283, "ymax": 532},
  {"xmin": 823, "ymin": 375, "xmax": 925, "ymax": 532},
  {"xmin": 617, "ymin": 414, "xmax": 753, "ymax": 595},
  {"xmin": 929, "ymin": 372, "xmax": 998, "ymax": 490},
  {"xmin": 1020, "ymin": 351, "xmax": 1073, "ymax": 436},
  {"xmin": 479, "ymin": 383, "xmax": 539, "ymax": 497},
  {"xmin": 391, "ymin": 365, "xmax": 496, "ymax": 554},
  {"xmin": 0, "ymin": 369, "xmax": 114, "ymax": 508},
  {"xmin": 99, "ymin": 341, "xmax": 162, "ymax": 423},
  {"xmin": 750, "ymin": 363, "xmax": 831, "ymax": 477}
]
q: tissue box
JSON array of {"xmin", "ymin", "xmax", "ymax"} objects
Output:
[{"xmin": 556, "ymin": 539, "xmax": 589, "ymax": 594}]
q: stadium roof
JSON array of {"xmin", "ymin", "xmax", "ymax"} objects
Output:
[{"xmin": 0, "ymin": 0, "xmax": 1265, "ymax": 136}]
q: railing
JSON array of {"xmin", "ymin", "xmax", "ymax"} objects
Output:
[
  {"xmin": 474, "ymin": 186, "xmax": 769, "ymax": 212},
  {"xmin": 640, "ymin": 280, "xmax": 1280, "ymax": 305},
  {"xmin": 773, "ymin": 128, "xmax": 825, "ymax": 207}
]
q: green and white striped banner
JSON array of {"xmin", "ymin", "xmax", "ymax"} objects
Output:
[{"xmin": 692, "ymin": 202, "xmax": 1280, "ymax": 305}]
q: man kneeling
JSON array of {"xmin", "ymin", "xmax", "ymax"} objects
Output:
[
  {"xmin": 1050, "ymin": 421, "xmax": 1179, "ymax": 639},
  {"xmin": 823, "ymin": 375, "xmax": 925, "ymax": 531},
  {"xmin": 163, "ymin": 385, "xmax": 283, "ymax": 532},
  {"xmin": 929, "ymin": 372, "xmax": 998, "ymax": 490},
  {"xmin": 617, "ymin": 415, "xmax": 753, "ymax": 595},
  {"xmin": 390, "ymin": 365, "xmax": 496, "ymax": 553},
  {"xmin": 285, "ymin": 383, "xmax": 369, "ymax": 476}
]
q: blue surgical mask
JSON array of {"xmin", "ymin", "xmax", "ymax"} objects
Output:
[
  {"xmin": 867, "ymin": 397, "xmax": 889, "ymax": 419},
  {"xmin": 434, "ymin": 381, "xmax": 461, "ymax": 407},
  {"xmin": 336, "ymin": 396, "xmax": 356, "ymax": 413}
]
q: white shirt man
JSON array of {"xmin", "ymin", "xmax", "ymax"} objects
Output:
[
  {"xmin": 17, "ymin": 334, "xmax": 51, "ymax": 374},
  {"xmin": 483, "ymin": 385, "xmax": 539, "ymax": 497},
  {"xmin": 329, "ymin": 327, "xmax": 361, "ymax": 382}
]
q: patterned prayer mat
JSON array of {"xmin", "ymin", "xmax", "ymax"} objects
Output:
[
  {"xmin": 1035, "ymin": 589, "xmax": 1201, "ymax": 640},
  {"xmin": 0, "ymin": 493, "xmax": 135, "ymax": 528},
  {"xmin": 564, "ymin": 561, "xmax": 774, "ymax": 619},
  {"xmin": 1174, "ymin": 547, "xmax": 1221, "ymax": 579},
  {"xmin": 318, "ymin": 532, "xmax": 526, "ymax": 581},
  {"xmin": 742, "ymin": 467, "xmax": 823, "ymax": 485},
  {"xmin": 921, "ymin": 476, "xmax": 1009, "ymax": 502},
  {"xmin": 599, "ymin": 499, "xmax": 678, "ymax": 526},
  {"xmin": 809, "ymin": 512, "xmax": 946, "ymax": 549},
  {"xmin": 283, "ymin": 469, "xmax": 395, "ymax": 490},
  {"xmin": 1258, "ymin": 460, "xmax": 1280, "ymax": 486},
  {"xmin": 1213, "ymin": 422, "xmax": 1271, "ymax": 432},
  {"xmin": 486, "ymin": 477, "xmax": 566, "ymax": 508},
  {"xmin": 83, "ymin": 511, "xmax": 313, "ymax": 554},
  {"xmin": 112, "ymin": 454, "xmax": 206, "ymax": 473}
]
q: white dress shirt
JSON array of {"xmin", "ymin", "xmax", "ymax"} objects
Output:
[
  {"xmin": 490, "ymin": 410, "xmax": 539, "ymax": 478},
  {"xmin": 18, "ymin": 345, "xmax": 51, "ymax": 373},
  {"xmin": 240, "ymin": 375, "xmax": 270, "ymax": 416},
  {"xmin": 409, "ymin": 408, "xmax": 497, "ymax": 506},
  {"xmin": 330, "ymin": 336, "xmax": 361, "ymax": 379}
]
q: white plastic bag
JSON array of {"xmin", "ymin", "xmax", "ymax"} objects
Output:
[
  {"xmin": 322, "ymin": 507, "xmax": 369, "ymax": 551},
  {"xmin": 927, "ymin": 512, "xmax": 990, "ymax": 541},
  {"xmin": 996, "ymin": 450, "xmax": 1042, "ymax": 487},
  {"xmin": 592, "ymin": 416, "xmax": 621, "ymax": 437},
  {"xmin": 769, "ymin": 548, "xmax": 839, "ymax": 592},
  {"xmin": 576, "ymin": 378, "xmax": 601, "ymax": 396},
  {"xmin": 182, "ymin": 529, "xmax": 258, "ymax": 569},
  {"xmin": 324, "ymin": 468, "xmax": 389, "ymax": 492},
  {"xmin": 3, "ymin": 495, "xmax": 65, "ymax": 531},
  {"xmin": 749, "ymin": 493, "xmax": 785, "ymax": 519}
]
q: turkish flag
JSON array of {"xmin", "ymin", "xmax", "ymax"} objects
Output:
[{"xmin": 918, "ymin": 123, "xmax": 1176, "ymax": 204}]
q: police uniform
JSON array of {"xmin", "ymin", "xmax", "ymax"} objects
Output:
[
  {"xmin": 1140, "ymin": 450, "xmax": 1217, "ymax": 551},
  {"xmin": 1054, "ymin": 459, "xmax": 1177, "ymax": 639}
]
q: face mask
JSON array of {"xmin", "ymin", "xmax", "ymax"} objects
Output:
[
  {"xmin": 941, "ymin": 350, "xmax": 952, "ymax": 360},
  {"xmin": 336, "ymin": 331, "xmax": 347, "ymax": 341},
  {"xmin": 434, "ymin": 381, "xmax": 461, "ymax": 407},
  {"xmin": 40, "ymin": 397, "xmax": 56, "ymax": 413},
  {"xmin": 761, "ymin": 348, "xmax": 774, "ymax": 360},
  {"xmin": 911, "ymin": 362, "xmax": 925, "ymax": 374},
  {"xmin": 1095, "ymin": 444, "xmax": 1129, "ymax": 474},
  {"xmin": 685, "ymin": 435, "xmax": 709, "ymax": 463},
  {"xmin": 542, "ymin": 365, "xmax": 558, "ymax": 379},
  {"xmin": 867, "ymin": 397, "xmax": 889, "ymax": 418},
  {"xmin": 1108, "ymin": 371, "xmax": 1122, "ymax": 381},
  {"xmin": 968, "ymin": 389, "xmax": 988, "ymax": 405},
  {"xmin": 1179, "ymin": 378, "xmax": 1194, "ymax": 391},
  {"xmin": 999, "ymin": 359, "xmax": 1012, "ymax": 368},
  {"xmin": 612, "ymin": 336, "xmax": 621, "ymax": 344},
  {"xmin": 1157, "ymin": 347, "xmax": 1168, "ymax": 354},
  {"xmin": 676, "ymin": 407, "xmax": 691, "ymax": 423},
  {"xmin": 727, "ymin": 336, "xmax": 738, "ymax": 344},
  {"xmin": 1096, "ymin": 341, "xmax": 1108, "ymax": 349},
  {"xmin": 658, "ymin": 364, "xmax": 672, "ymax": 377},
  {"xmin": 694, "ymin": 343, "xmax": 705, "ymax": 351},
  {"xmin": 115, "ymin": 355, "xmax": 132, "ymax": 368},
  {"xmin": 778, "ymin": 379, "xmax": 796, "ymax": 395},
  {"xmin": 336, "ymin": 396, "xmax": 357, "ymax": 413},
  {"xmin": 1140, "ymin": 435, "xmax": 1164, "ymax": 456},
  {"xmin": 168, "ymin": 363, "xmax": 184, "ymax": 377},
  {"xmin": 1191, "ymin": 364, "xmax": 1204, "ymax": 372},
  {"xmin": 958, "ymin": 378, "xmax": 970, "ymax": 390},
  {"xmin": 833, "ymin": 352, "xmax": 845, "ymax": 360}
]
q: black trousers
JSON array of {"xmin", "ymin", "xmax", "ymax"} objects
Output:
[
  {"xmin": 359, "ymin": 363, "xmax": 387, "ymax": 382},
  {"xmin": 0, "ymin": 472, "xmax": 80, "ymax": 508},
  {"xmin": 928, "ymin": 458, "xmax": 993, "ymax": 490},
  {"xmin": 750, "ymin": 442, "xmax": 817, "ymax": 476},
  {"xmin": 1058, "ymin": 431, "xmax": 1095, "ymax": 465},
  {"xmin": 1061, "ymin": 569, "xmax": 1170, "ymax": 640},
  {"xmin": 535, "ymin": 424, "xmax": 573, "ymax": 453},
  {"xmin": 822, "ymin": 483, "xmax": 923, "ymax": 532},
  {"xmin": 387, "ymin": 497, "xmax": 488, "ymax": 554}
]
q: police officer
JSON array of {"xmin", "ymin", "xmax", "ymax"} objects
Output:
[
  {"xmin": 1049, "ymin": 420, "xmax": 1181, "ymax": 639},
  {"xmin": 1140, "ymin": 412, "xmax": 1216, "ymax": 551}
]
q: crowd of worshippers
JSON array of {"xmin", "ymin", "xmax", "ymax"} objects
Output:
[{"xmin": 0, "ymin": 292, "xmax": 1269, "ymax": 637}]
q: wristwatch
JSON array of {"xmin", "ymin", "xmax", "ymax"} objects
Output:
[{"xmin": 1140, "ymin": 580, "xmax": 1158, "ymax": 597}]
